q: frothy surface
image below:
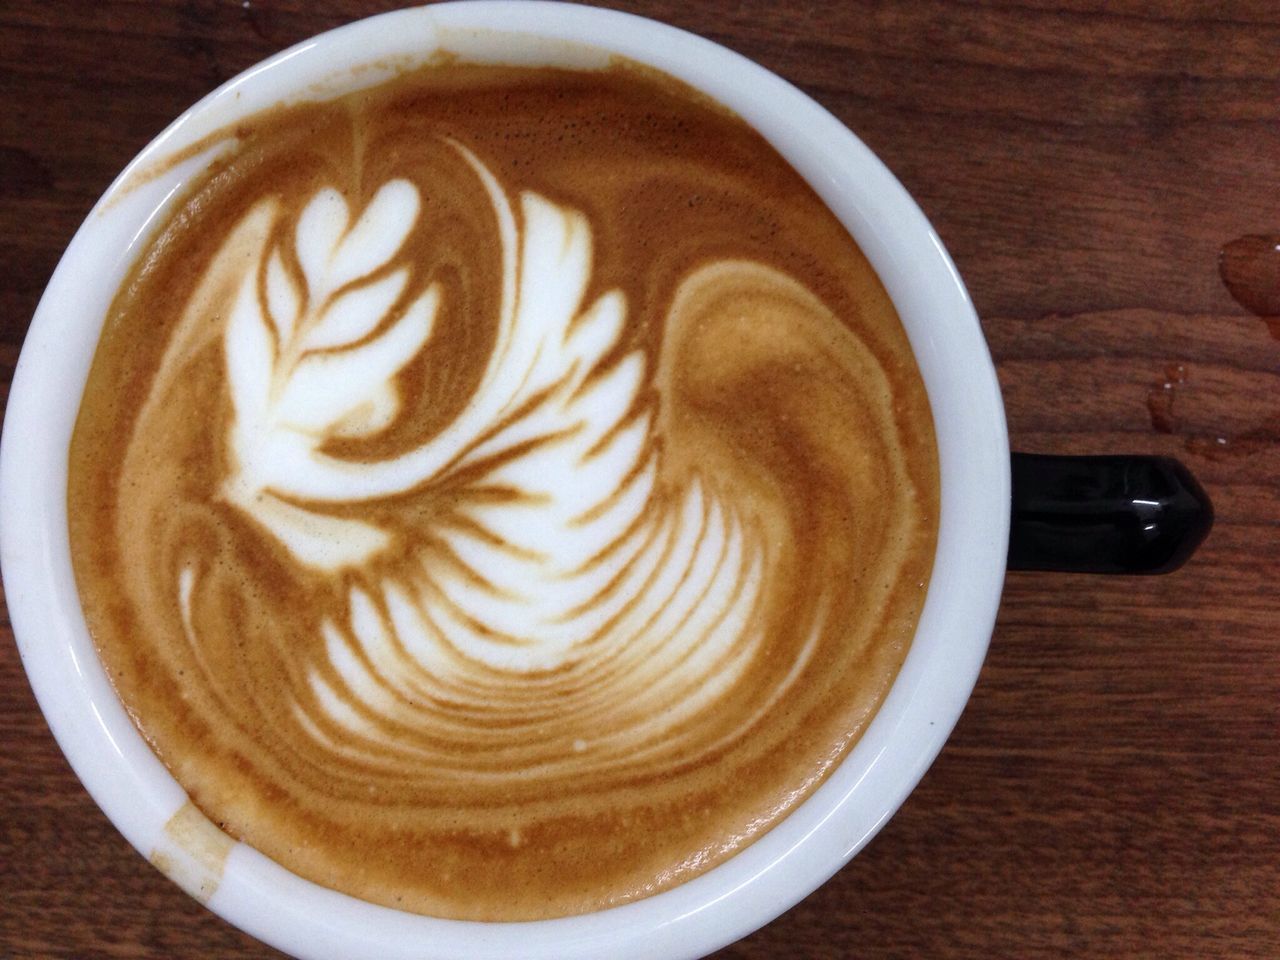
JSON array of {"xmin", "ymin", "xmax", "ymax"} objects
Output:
[{"xmin": 68, "ymin": 63, "xmax": 939, "ymax": 920}]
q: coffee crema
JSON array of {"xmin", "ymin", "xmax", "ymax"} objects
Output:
[{"xmin": 69, "ymin": 61, "xmax": 939, "ymax": 921}]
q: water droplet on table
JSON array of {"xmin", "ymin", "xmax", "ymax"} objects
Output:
[
  {"xmin": 1219, "ymin": 234, "xmax": 1280, "ymax": 339},
  {"xmin": 1147, "ymin": 363, "xmax": 1187, "ymax": 434}
]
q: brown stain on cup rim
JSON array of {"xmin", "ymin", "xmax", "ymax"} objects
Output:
[{"xmin": 149, "ymin": 800, "xmax": 235, "ymax": 905}]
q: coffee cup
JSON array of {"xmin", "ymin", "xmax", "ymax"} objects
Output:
[{"xmin": 0, "ymin": 3, "xmax": 1210, "ymax": 958}]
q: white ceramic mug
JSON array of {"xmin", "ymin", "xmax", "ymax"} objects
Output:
[{"xmin": 0, "ymin": 3, "xmax": 1010, "ymax": 957}]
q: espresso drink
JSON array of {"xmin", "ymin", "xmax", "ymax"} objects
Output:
[{"xmin": 69, "ymin": 61, "xmax": 938, "ymax": 920}]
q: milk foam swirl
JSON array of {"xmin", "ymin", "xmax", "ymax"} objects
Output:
[
  {"xmin": 70, "ymin": 64, "xmax": 938, "ymax": 921},
  {"xmin": 208, "ymin": 143, "xmax": 791, "ymax": 772}
]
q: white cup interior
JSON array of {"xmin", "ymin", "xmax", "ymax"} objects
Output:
[{"xmin": 0, "ymin": 3, "xmax": 1010, "ymax": 958}]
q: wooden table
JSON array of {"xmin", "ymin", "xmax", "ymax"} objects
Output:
[{"xmin": 3, "ymin": 2, "xmax": 1277, "ymax": 957}]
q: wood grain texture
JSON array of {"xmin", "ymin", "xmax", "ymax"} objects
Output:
[{"xmin": 2, "ymin": 1, "xmax": 1276, "ymax": 958}]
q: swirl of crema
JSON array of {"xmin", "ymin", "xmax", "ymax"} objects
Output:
[{"xmin": 70, "ymin": 64, "xmax": 938, "ymax": 921}]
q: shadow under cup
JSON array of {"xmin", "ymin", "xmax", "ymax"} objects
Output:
[{"xmin": 0, "ymin": 4, "xmax": 1207, "ymax": 959}]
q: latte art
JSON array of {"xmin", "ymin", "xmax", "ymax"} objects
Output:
[
  {"xmin": 219, "ymin": 141, "xmax": 784, "ymax": 773},
  {"xmin": 70, "ymin": 63, "xmax": 939, "ymax": 920}
]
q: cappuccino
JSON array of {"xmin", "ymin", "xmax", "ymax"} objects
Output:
[{"xmin": 68, "ymin": 61, "xmax": 938, "ymax": 920}]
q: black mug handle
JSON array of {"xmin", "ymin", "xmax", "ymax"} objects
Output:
[{"xmin": 1008, "ymin": 454, "xmax": 1213, "ymax": 574}]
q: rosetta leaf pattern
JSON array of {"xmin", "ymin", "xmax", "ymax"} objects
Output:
[{"xmin": 222, "ymin": 178, "xmax": 438, "ymax": 570}]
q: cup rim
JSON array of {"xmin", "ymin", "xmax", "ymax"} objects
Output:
[{"xmin": 0, "ymin": 3, "xmax": 1010, "ymax": 958}]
